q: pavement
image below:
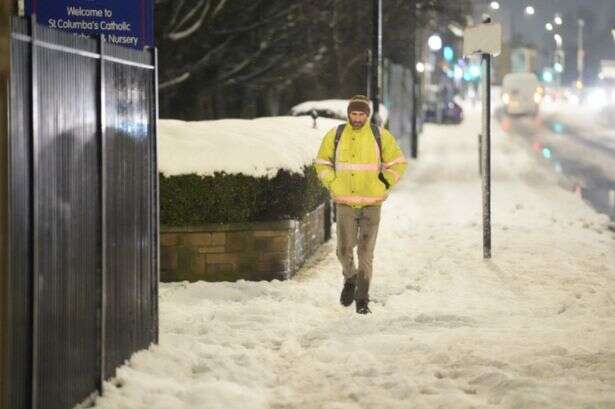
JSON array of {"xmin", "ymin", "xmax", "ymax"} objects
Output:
[{"xmin": 92, "ymin": 104, "xmax": 615, "ymax": 409}]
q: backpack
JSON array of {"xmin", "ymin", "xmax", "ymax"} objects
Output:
[{"xmin": 334, "ymin": 123, "xmax": 390, "ymax": 189}]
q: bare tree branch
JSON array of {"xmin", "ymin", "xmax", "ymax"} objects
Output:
[
  {"xmin": 167, "ymin": 0, "xmax": 210, "ymax": 41},
  {"xmin": 160, "ymin": 72, "xmax": 191, "ymax": 90},
  {"xmin": 212, "ymin": 6, "xmax": 291, "ymax": 36},
  {"xmin": 156, "ymin": 0, "xmax": 473, "ymax": 118},
  {"xmin": 160, "ymin": 35, "xmax": 236, "ymax": 86},
  {"xmin": 166, "ymin": 0, "xmax": 187, "ymax": 34},
  {"xmin": 224, "ymin": 54, "xmax": 287, "ymax": 85},
  {"xmin": 170, "ymin": 0, "xmax": 205, "ymax": 32},
  {"xmin": 176, "ymin": 0, "xmax": 207, "ymax": 30},
  {"xmin": 212, "ymin": 0, "xmax": 230, "ymax": 17}
]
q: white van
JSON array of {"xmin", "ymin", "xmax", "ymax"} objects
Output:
[{"xmin": 501, "ymin": 72, "xmax": 543, "ymax": 116}]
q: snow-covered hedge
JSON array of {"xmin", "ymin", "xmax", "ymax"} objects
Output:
[
  {"xmin": 159, "ymin": 116, "xmax": 342, "ymax": 178},
  {"xmin": 158, "ymin": 116, "xmax": 340, "ymax": 225}
]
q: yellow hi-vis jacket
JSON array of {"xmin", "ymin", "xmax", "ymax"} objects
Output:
[{"xmin": 315, "ymin": 121, "xmax": 408, "ymax": 208}]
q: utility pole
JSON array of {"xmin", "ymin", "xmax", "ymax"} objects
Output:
[
  {"xmin": 371, "ymin": 0, "xmax": 382, "ymax": 125},
  {"xmin": 555, "ymin": 38, "xmax": 564, "ymax": 87},
  {"xmin": 409, "ymin": 0, "xmax": 418, "ymax": 158},
  {"xmin": 577, "ymin": 19, "xmax": 585, "ymax": 86}
]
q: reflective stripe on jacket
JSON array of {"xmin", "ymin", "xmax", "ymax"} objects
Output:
[{"xmin": 314, "ymin": 121, "xmax": 408, "ymax": 208}]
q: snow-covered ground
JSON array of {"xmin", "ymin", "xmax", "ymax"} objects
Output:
[{"xmin": 93, "ymin": 105, "xmax": 615, "ymax": 409}]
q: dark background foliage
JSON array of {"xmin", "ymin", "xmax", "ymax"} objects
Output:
[{"xmin": 155, "ymin": 0, "xmax": 472, "ymax": 120}]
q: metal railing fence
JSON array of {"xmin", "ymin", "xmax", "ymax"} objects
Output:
[{"xmin": 2, "ymin": 15, "xmax": 159, "ymax": 409}]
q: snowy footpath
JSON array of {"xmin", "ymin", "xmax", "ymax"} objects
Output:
[{"xmin": 94, "ymin": 107, "xmax": 615, "ymax": 409}]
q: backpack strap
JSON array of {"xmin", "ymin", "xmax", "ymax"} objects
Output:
[
  {"xmin": 370, "ymin": 123, "xmax": 390, "ymax": 189},
  {"xmin": 333, "ymin": 124, "xmax": 345, "ymax": 170},
  {"xmin": 334, "ymin": 124, "xmax": 345, "ymax": 151},
  {"xmin": 370, "ymin": 123, "xmax": 383, "ymax": 163}
]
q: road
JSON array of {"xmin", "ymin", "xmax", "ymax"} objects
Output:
[{"xmin": 496, "ymin": 103, "xmax": 615, "ymax": 222}]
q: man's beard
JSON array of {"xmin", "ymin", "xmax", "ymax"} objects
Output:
[{"xmin": 351, "ymin": 120, "xmax": 365, "ymax": 129}]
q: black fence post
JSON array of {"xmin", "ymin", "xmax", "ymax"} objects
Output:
[
  {"xmin": 0, "ymin": 0, "xmax": 12, "ymax": 407},
  {"xmin": 152, "ymin": 46, "xmax": 160, "ymax": 345},
  {"xmin": 97, "ymin": 34, "xmax": 106, "ymax": 396},
  {"xmin": 29, "ymin": 13, "xmax": 40, "ymax": 409},
  {"xmin": 6, "ymin": 16, "xmax": 159, "ymax": 408}
]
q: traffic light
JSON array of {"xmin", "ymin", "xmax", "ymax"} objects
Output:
[{"xmin": 443, "ymin": 46, "xmax": 454, "ymax": 62}]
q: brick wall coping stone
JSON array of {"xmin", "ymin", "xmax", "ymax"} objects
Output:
[{"xmin": 161, "ymin": 219, "xmax": 299, "ymax": 233}]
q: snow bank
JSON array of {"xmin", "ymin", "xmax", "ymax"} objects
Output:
[
  {"xmin": 290, "ymin": 99, "xmax": 389, "ymax": 124},
  {"xmin": 94, "ymin": 103, "xmax": 615, "ymax": 409},
  {"xmin": 158, "ymin": 116, "xmax": 342, "ymax": 178}
]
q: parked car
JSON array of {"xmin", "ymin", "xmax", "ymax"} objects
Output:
[
  {"xmin": 423, "ymin": 99, "xmax": 463, "ymax": 124},
  {"xmin": 422, "ymin": 83, "xmax": 463, "ymax": 124},
  {"xmin": 501, "ymin": 72, "xmax": 543, "ymax": 116}
]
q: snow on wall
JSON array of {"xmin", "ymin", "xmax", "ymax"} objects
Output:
[{"xmin": 158, "ymin": 116, "xmax": 343, "ymax": 178}]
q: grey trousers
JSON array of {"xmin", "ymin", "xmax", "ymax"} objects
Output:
[{"xmin": 336, "ymin": 204, "xmax": 381, "ymax": 301}]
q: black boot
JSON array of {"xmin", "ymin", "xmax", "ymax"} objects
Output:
[
  {"xmin": 340, "ymin": 276, "xmax": 356, "ymax": 307},
  {"xmin": 355, "ymin": 299, "xmax": 371, "ymax": 314}
]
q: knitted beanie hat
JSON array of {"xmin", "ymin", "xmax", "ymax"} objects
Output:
[{"xmin": 347, "ymin": 95, "xmax": 371, "ymax": 117}]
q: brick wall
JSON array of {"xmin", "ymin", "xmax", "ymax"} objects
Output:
[{"xmin": 161, "ymin": 203, "xmax": 330, "ymax": 282}]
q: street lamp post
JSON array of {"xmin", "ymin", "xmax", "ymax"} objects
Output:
[
  {"xmin": 577, "ymin": 19, "xmax": 585, "ymax": 87},
  {"xmin": 409, "ymin": 1, "xmax": 419, "ymax": 158},
  {"xmin": 554, "ymin": 34, "xmax": 564, "ymax": 86},
  {"xmin": 427, "ymin": 33, "xmax": 442, "ymax": 121},
  {"xmin": 371, "ymin": 0, "xmax": 382, "ymax": 125},
  {"xmin": 426, "ymin": 33, "xmax": 442, "ymax": 88},
  {"xmin": 554, "ymin": 34, "xmax": 563, "ymax": 47}
]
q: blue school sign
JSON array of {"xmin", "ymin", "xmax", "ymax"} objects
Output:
[{"xmin": 24, "ymin": 0, "xmax": 154, "ymax": 48}]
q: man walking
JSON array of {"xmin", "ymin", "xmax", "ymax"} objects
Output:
[{"xmin": 315, "ymin": 95, "xmax": 408, "ymax": 314}]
